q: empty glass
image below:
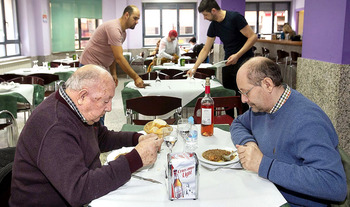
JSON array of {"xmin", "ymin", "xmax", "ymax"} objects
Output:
[
  {"xmin": 163, "ymin": 127, "xmax": 177, "ymax": 153},
  {"xmin": 32, "ymin": 60, "xmax": 38, "ymax": 69},
  {"xmin": 42, "ymin": 62, "xmax": 48, "ymax": 69},
  {"xmin": 177, "ymin": 118, "xmax": 191, "ymax": 141},
  {"xmin": 155, "ymin": 70, "xmax": 161, "ymax": 83}
]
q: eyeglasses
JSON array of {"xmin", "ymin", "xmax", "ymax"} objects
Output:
[{"xmin": 238, "ymin": 86, "xmax": 255, "ymax": 97}]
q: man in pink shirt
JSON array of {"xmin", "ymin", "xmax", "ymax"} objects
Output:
[{"xmin": 80, "ymin": 5, "xmax": 145, "ymax": 88}]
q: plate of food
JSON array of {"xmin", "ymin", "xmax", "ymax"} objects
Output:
[
  {"xmin": 107, "ymin": 147, "xmax": 134, "ymax": 163},
  {"xmin": 144, "ymin": 119, "xmax": 173, "ymax": 138},
  {"xmin": 197, "ymin": 146, "xmax": 239, "ymax": 166}
]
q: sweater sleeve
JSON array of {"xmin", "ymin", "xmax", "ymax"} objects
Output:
[
  {"xmin": 230, "ymin": 110, "xmax": 257, "ymax": 145},
  {"xmin": 36, "ymin": 125, "xmax": 141, "ymax": 206},
  {"xmin": 259, "ymin": 116, "xmax": 347, "ymax": 202}
]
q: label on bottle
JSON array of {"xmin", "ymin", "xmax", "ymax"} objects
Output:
[{"xmin": 201, "ymin": 108, "xmax": 212, "ymax": 125}]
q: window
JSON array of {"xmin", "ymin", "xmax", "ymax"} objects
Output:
[
  {"xmin": 142, "ymin": 3, "xmax": 197, "ymax": 47},
  {"xmin": 0, "ymin": 0, "xmax": 20, "ymax": 58},
  {"xmin": 74, "ymin": 18, "xmax": 102, "ymax": 50},
  {"xmin": 245, "ymin": 2, "xmax": 290, "ymax": 39}
]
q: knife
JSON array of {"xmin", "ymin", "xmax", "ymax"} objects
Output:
[{"xmin": 132, "ymin": 175, "xmax": 162, "ymax": 184}]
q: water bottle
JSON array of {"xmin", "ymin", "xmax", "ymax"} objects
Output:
[{"xmin": 184, "ymin": 116, "xmax": 198, "ymax": 152}]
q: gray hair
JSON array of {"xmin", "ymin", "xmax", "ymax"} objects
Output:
[{"xmin": 66, "ymin": 65, "xmax": 109, "ymax": 90}]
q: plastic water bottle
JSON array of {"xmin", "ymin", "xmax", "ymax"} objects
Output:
[{"xmin": 184, "ymin": 117, "xmax": 198, "ymax": 152}]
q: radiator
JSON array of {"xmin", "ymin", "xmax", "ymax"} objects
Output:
[{"xmin": 0, "ymin": 58, "xmax": 32, "ymax": 74}]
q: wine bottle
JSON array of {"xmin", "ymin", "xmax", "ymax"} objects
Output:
[{"xmin": 201, "ymin": 77, "xmax": 214, "ymax": 136}]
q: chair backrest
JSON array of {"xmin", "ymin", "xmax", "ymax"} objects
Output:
[
  {"xmin": 262, "ymin": 47, "xmax": 270, "ymax": 57},
  {"xmin": 290, "ymin": 51, "xmax": 301, "ymax": 62},
  {"xmin": 0, "ymin": 77, "xmax": 5, "ymax": 83},
  {"xmin": 196, "ymin": 68, "xmax": 216, "ymax": 77},
  {"xmin": 0, "ymin": 147, "xmax": 16, "ymax": 207},
  {"xmin": 182, "ymin": 52, "xmax": 197, "ymax": 59},
  {"xmin": 29, "ymin": 73, "xmax": 59, "ymax": 85},
  {"xmin": 126, "ymin": 96, "xmax": 182, "ymax": 125},
  {"xmin": 8, "ymin": 76, "xmax": 44, "ymax": 86},
  {"xmin": 0, "ymin": 74, "xmax": 23, "ymax": 81},
  {"xmin": 193, "ymin": 96, "xmax": 243, "ymax": 125},
  {"xmin": 139, "ymin": 72, "xmax": 170, "ymax": 80},
  {"xmin": 193, "ymin": 72, "xmax": 211, "ymax": 79},
  {"xmin": 277, "ymin": 50, "xmax": 289, "ymax": 61},
  {"xmin": 159, "ymin": 69, "xmax": 183, "ymax": 78}
]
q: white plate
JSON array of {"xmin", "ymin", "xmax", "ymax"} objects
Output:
[
  {"xmin": 107, "ymin": 147, "xmax": 134, "ymax": 163},
  {"xmin": 197, "ymin": 146, "xmax": 239, "ymax": 166}
]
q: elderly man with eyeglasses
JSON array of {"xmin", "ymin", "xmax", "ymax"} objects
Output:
[{"xmin": 230, "ymin": 57, "xmax": 346, "ymax": 206}]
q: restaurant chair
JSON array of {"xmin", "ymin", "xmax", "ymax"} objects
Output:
[
  {"xmin": 0, "ymin": 74, "xmax": 23, "ymax": 81},
  {"xmin": 0, "ymin": 110, "xmax": 18, "ymax": 147},
  {"xmin": 262, "ymin": 47, "xmax": 270, "ymax": 58},
  {"xmin": 159, "ymin": 69, "xmax": 183, "ymax": 78},
  {"xmin": 8, "ymin": 76, "xmax": 45, "ymax": 122},
  {"xmin": 193, "ymin": 72, "xmax": 212, "ymax": 79},
  {"xmin": 0, "ymin": 147, "xmax": 16, "ymax": 207},
  {"xmin": 288, "ymin": 51, "xmax": 301, "ymax": 89},
  {"xmin": 139, "ymin": 72, "xmax": 170, "ymax": 80},
  {"xmin": 126, "ymin": 96, "xmax": 182, "ymax": 125},
  {"xmin": 193, "ymin": 96, "xmax": 243, "ymax": 125},
  {"xmin": 196, "ymin": 68, "xmax": 216, "ymax": 78},
  {"xmin": 0, "ymin": 78, "xmax": 5, "ymax": 83},
  {"xmin": 182, "ymin": 52, "xmax": 197, "ymax": 59},
  {"xmin": 276, "ymin": 50, "xmax": 290, "ymax": 85},
  {"xmin": 29, "ymin": 74, "xmax": 60, "ymax": 97},
  {"xmin": 252, "ymin": 46, "xmax": 261, "ymax": 56}
]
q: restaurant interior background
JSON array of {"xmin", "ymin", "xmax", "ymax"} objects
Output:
[{"xmin": 0, "ymin": 0, "xmax": 349, "ymax": 154}]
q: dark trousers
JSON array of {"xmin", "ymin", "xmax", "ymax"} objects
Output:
[{"xmin": 222, "ymin": 57, "xmax": 250, "ymax": 116}]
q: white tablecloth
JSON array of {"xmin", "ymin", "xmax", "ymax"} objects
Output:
[
  {"xmin": 52, "ymin": 58, "xmax": 79, "ymax": 64},
  {"xmin": 0, "ymin": 84, "xmax": 34, "ymax": 105},
  {"xmin": 5, "ymin": 67, "xmax": 77, "ymax": 76},
  {"xmin": 153, "ymin": 63, "xmax": 214, "ymax": 71},
  {"xmin": 125, "ymin": 79, "xmax": 222, "ymax": 107},
  {"xmin": 89, "ymin": 126, "xmax": 287, "ymax": 207}
]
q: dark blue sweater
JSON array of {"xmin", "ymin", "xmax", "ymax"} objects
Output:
[{"xmin": 231, "ymin": 89, "xmax": 346, "ymax": 206}]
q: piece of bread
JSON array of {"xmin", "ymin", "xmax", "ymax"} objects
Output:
[{"xmin": 152, "ymin": 119, "xmax": 167, "ymax": 128}]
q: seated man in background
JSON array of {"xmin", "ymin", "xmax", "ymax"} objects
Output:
[
  {"xmin": 158, "ymin": 30, "xmax": 180, "ymax": 64},
  {"xmin": 10, "ymin": 65, "xmax": 163, "ymax": 206},
  {"xmin": 231, "ymin": 57, "xmax": 347, "ymax": 206}
]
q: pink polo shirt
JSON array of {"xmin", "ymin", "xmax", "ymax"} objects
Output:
[{"xmin": 80, "ymin": 19, "xmax": 126, "ymax": 69}]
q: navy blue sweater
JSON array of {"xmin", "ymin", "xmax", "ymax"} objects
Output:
[{"xmin": 231, "ymin": 89, "xmax": 346, "ymax": 206}]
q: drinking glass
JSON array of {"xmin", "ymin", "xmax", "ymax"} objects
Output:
[
  {"xmin": 163, "ymin": 127, "xmax": 177, "ymax": 153},
  {"xmin": 32, "ymin": 60, "xmax": 38, "ymax": 69},
  {"xmin": 155, "ymin": 70, "xmax": 161, "ymax": 83},
  {"xmin": 177, "ymin": 118, "xmax": 190, "ymax": 141},
  {"xmin": 43, "ymin": 62, "xmax": 48, "ymax": 69}
]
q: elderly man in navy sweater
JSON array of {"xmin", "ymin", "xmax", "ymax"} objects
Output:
[
  {"xmin": 10, "ymin": 65, "xmax": 163, "ymax": 206},
  {"xmin": 231, "ymin": 57, "xmax": 346, "ymax": 206}
]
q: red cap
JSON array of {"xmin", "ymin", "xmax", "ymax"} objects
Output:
[{"xmin": 168, "ymin": 30, "xmax": 178, "ymax": 38}]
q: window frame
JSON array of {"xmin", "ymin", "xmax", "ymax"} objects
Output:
[
  {"xmin": 142, "ymin": 2, "xmax": 197, "ymax": 47},
  {"xmin": 74, "ymin": 18, "xmax": 101, "ymax": 50},
  {"xmin": 0, "ymin": 0, "xmax": 21, "ymax": 58},
  {"xmin": 246, "ymin": 2, "xmax": 290, "ymax": 35}
]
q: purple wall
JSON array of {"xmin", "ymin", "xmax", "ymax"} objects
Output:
[
  {"xmin": 215, "ymin": 0, "xmax": 246, "ymax": 44},
  {"xmin": 303, "ymin": 0, "xmax": 350, "ymax": 64}
]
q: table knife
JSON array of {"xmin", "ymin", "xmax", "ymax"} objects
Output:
[{"xmin": 132, "ymin": 175, "xmax": 162, "ymax": 184}]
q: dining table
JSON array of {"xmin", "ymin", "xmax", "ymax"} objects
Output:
[
  {"xmin": 89, "ymin": 124, "xmax": 288, "ymax": 207},
  {"xmin": 152, "ymin": 63, "xmax": 216, "ymax": 73},
  {"xmin": 4, "ymin": 67, "xmax": 77, "ymax": 82},
  {"xmin": 0, "ymin": 83, "xmax": 44, "ymax": 118},
  {"xmin": 121, "ymin": 78, "xmax": 236, "ymax": 113}
]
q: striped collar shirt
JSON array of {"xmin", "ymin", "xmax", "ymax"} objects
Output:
[
  {"xmin": 269, "ymin": 84, "xmax": 291, "ymax": 114},
  {"xmin": 59, "ymin": 84, "xmax": 87, "ymax": 123}
]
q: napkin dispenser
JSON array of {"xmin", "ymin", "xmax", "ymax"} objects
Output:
[{"xmin": 167, "ymin": 152, "xmax": 199, "ymax": 200}]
